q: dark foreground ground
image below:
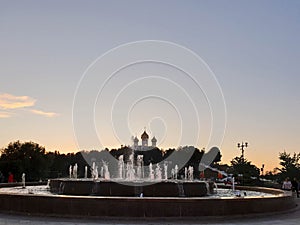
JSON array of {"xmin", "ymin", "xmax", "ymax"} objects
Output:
[{"xmin": 0, "ymin": 197, "xmax": 299, "ymax": 225}]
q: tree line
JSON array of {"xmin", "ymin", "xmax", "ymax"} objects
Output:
[
  {"xmin": 0, "ymin": 141, "xmax": 221, "ymax": 182},
  {"xmin": 0, "ymin": 141, "xmax": 298, "ymax": 185}
]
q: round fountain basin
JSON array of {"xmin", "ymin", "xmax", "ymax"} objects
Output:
[{"xmin": 0, "ymin": 183, "xmax": 296, "ymax": 218}]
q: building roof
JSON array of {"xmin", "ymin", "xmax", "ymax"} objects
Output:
[
  {"xmin": 134, "ymin": 136, "xmax": 139, "ymax": 142},
  {"xmin": 141, "ymin": 131, "xmax": 149, "ymax": 139}
]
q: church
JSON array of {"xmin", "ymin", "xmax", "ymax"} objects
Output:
[{"xmin": 132, "ymin": 130, "xmax": 157, "ymax": 150}]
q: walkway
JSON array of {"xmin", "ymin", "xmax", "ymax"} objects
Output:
[{"xmin": 0, "ymin": 198, "xmax": 299, "ymax": 225}]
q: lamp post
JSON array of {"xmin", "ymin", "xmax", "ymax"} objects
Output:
[
  {"xmin": 237, "ymin": 142, "xmax": 248, "ymax": 186},
  {"xmin": 261, "ymin": 164, "xmax": 265, "ymax": 176},
  {"xmin": 237, "ymin": 142, "xmax": 248, "ymax": 161}
]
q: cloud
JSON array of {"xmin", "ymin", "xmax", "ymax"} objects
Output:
[
  {"xmin": 30, "ymin": 109, "xmax": 59, "ymax": 118},
  {"xmin": 0, "ymin": 111, "xmax": 13, "ymax": 118},
  {"xmin": 0, "ymin": 93, "xmax": 59, "ymax": 118},
  {"xmin": 0, "ymin": 93, "xmax": 36, "ymax": 109}
]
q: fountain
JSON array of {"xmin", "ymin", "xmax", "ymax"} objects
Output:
[
  {"xmin": 0, "ymin": 157, "xmax": 296, "ymax": 218},
  {"xmin": 174, "ymin": 164, "xmax": 178, "ymax": 179},
  {"xmin": 84, "ymin": 166, "xmax": 87, "ymax": 179},
  {"xmin": 188, "ymin": 166, "xmax": 194, "ymax": 181},
  {"xmin": 155, "ymin": 164, "xmax": 162, "ymax": 180},
  {"xmin": 118, "ymin": 155, "xmax": 125, "ymax": 179},
  {"xmin": 69, "ymin": 165, "xmax": 72, "ymax": 179},
  {"xmin": 149, "ymin": 162, "xmax": 154, "ymax": 180},
  {"xmin": 22, "ymin": 173, "xmax": 25, "ymax": 188},
  {"xmin": 49, "ymin": 153, "xmax": 214, "ymax": 197},
  {"xmin": 73, "ymin": 163, "xmax": 78, "ymax": 179},
  {"xmin": 136, "ymin": 155, "xmax": 144, "ymax": 179},
  {"xmin": 125, "ymin": 154, "xmax": 135, "ymax": 180},
  {"xmin": 91, "ymin": 162, "xmax": 98, "ymax": 179},
  {"xmin": 0, "ymin": 145, "xmax": 296, "ymax": 218},
  {"xmin": 103, "ymin": 161, "xmax": 110, "ymax": 180},
  {"xmin": 163, "ymin": 161, "xmax": 168, "ymax": 180},
  {"xmin": 0, "ymin": 130, "xmax": 296, "ymax": 218}
]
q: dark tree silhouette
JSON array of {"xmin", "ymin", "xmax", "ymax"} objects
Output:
[
  {"xmin": 229, "ymin": 156, "xmax": 260, "ymax": 185},
  {"xmin": 0, "ymin": 141, "xmax": 224, "ymax": 182},
  {"xmin": 276, "ymin": 151, "xmax": 300, "ymax": 181},
  {"xmin": 0, "ymin": 141, "xmax": 48, "ymax": 181}
]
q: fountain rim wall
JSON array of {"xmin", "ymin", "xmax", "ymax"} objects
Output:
[{"xmin": 0, "ymin": 183, "xmax": 296, "ymax": 218}]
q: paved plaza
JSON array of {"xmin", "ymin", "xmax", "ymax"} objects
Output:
[{"xmin": 0, "ymin": 198, "xmax": 299, "ymax": 225}]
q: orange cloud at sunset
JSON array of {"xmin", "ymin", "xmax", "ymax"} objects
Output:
[
  {"xmin": 0, "ymin": 93, "xmax": 59, "ymax": 118},
  {"xmin": 0, "ymin": 93, "xmax": 36, "ymax": 109},
  {"xmin": 30, "ymin": 109, "xmax": 59, "ymax": 118}
]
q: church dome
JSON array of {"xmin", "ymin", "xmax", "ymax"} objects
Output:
[
  {"xmin": 141, "ymin": 131, "xmax": 149, "ymax": 139},
  {"xmin": 134, "ymin": 136, "xmax": 139, "ymax": 142},
  {"xmin": 151, "ymin": 136, "xmax": 157, "ymax": 142}
]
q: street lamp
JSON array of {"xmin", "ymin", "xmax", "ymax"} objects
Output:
[
  {"xmin": 237, "ymin": 142, "xmax": 248, "ymax": 161},
  {"xmin": 261, "ymin": 164, "xmax": 265, "ymax": 176}
]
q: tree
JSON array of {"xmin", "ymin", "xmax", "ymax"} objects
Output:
[
  {"xmin": 0, "ymin": 141, "xmax": 49, "ymax": 181},
  {"xmin": 230, "ymin": 156, "xmax": 260, "ymax": 185},
  {"xmin": 276, "ymin": 151, "xmax": 300, "ymax": 181}
]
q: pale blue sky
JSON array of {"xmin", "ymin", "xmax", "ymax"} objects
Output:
[{"xmin": 1, "ymin": 0, "xmax": 300, "ymax": 171}]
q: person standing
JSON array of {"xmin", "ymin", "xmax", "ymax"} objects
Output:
[
  {"xmin": 282, "ymin": 177, "xmax": 292, "ymax": 190},
  {"xmin": 8, "ymin": 172, "xmax": 14, "ymax": 183},
  {"xmin": 291, "ymin": 178, "xmax": 299, "ymax": 198}
]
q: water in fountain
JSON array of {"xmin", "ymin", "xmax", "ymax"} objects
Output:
[
  {"xmin": 91, "ymin": 162, "xmax": 98, "ymax": 180},
  {"xmin": 205, "ymin": 182, "xmax": 210, "ymax": 195},
  {"xmin": 69, "ymin": 165, "xmax": 72, "ymax": 179},
  {"xmin": 118, "ymin": 155, "xmax": 125, "ymax": 179},
  {"xmin": 73, "ymin": 163, "xmax": 78, "ymax": 179},
  {"xmin": 84, "ymin": 166, "xmax": 88, "ymax": 179},
  {"xmin": 171, "ymin": 168, "xmax": 175, "ymax": 179},
  {"xmin": 22, "ymin": 173, "xmax": 26, "ymax": 188},
  {"xmin": 103, "ymin": 162, "xmax": 110, "ymax": 180},
  {"xmin": 174, "ymin": 165, "xmax": 178, "ymax": 180},
  {"xmin": 149, "ymin": 163, "xmax": 154, "ymax": 180},
  {"xmin": 136, "ymin": 155, "xmax": 144, "ymax": 180},
  {"xmin": 126, "ymin": 154, "xmax": 135, "ymax": 180},
  {"xmin": 188, "ymin": 166, "xmax": 194, "ymax": 181},
  {"xmin": 232, "ymin": 177, "xmax": 235, "ymax": 192},
  {"xmin": 213, "ymin": 182, "xmax": 218, "ymax": 193},
  {"xmin": 91, "ymin": 162, "xmax": 95, "ymax": 179},
  {"xmin": 91, "ymin": 162, "xmax": 96, "ymax": 179},
  {"xmin": 164, "ymin": 162, "xmax": 168, "ymax": 180},
  {"xmin": 115, "ymin": 154, "xmax": 170, "ymax": 181},
  {"xmin": 95, "ymin": 166, "xmax": 99, "ymax": 179},
  {"xmin": 155, "ymin": 164, "xmax": 162, "ymax": 180}
]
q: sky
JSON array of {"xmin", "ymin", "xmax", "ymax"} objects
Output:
[{"xmin": 1, "ymin": 0, "xmax": 300, "ymax": 172}]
